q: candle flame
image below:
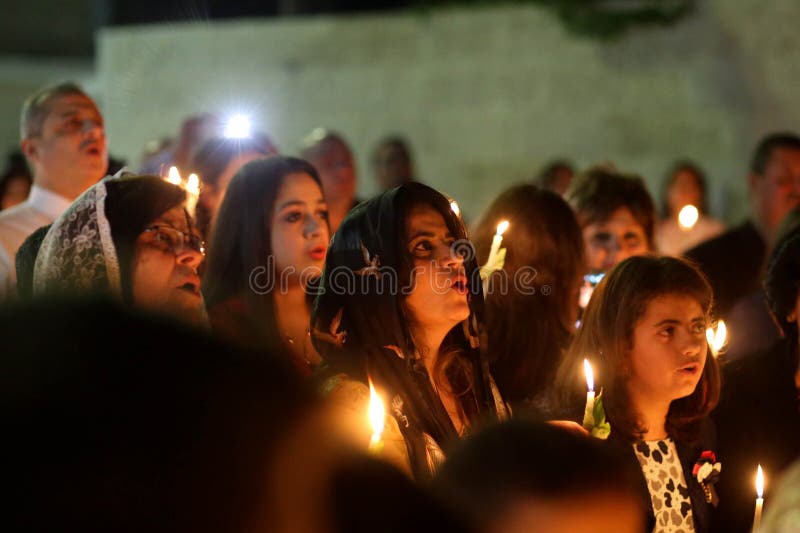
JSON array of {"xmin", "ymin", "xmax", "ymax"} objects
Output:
[
  {"xmin": 678, "ymin": 205, "xmax": 699, "ymax": 230},
  {"xmin": 450, "ymin": 201, "xmax": 460, "ymax": 217},
  {"xmin": 167, "ymin": 166, "xmax": 182, "ymax": 185},
  {"xmin": 496, "ymin": 220, "xmax": 510, "ymax": 237},
  {"xmin": 756, "ymin": 464, "xmax": 764, "ymax": 498},
  {"xmin": 706, "ymin": 320, "xmax": 727, "ymax": 356},
  {"xmin": 583, "ymin": 358, "xmax": 594, "ymax": 392},
  {"xmin": 368, "ymin": 378, "xmax": 385, "ymax": 442},
  {"xmin": 186, "ymin": 173, "xmax": 200, "ymax": 195}
]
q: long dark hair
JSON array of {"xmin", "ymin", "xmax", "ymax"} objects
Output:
[
  {"xmin": 473, "ymin": 184, "xmax": 585, "ymax": 406},
  {"xmin": 554, "ymin": 255, "xmax": 721, "ymax": 444},
  {"xmin": 202, "ymin": 156, "xmax": 324, "ymax": 342},
  {"xmin": 311, "ymin": 182, "xmax": 499, "ymax": 477},
  {"xmin": 104, "ymin": 175, "xmax": 187, "ymax": 304}
]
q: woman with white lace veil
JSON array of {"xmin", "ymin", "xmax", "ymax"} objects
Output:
[{"xmin": 33, "ymin": 173, "xmax": 206, "ymax": 325}]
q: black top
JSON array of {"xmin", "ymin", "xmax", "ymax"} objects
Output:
[
  {"xmin": 711, "ymin": 338, "xmax": 800, "ymax": 533},
  {"xmin": 684, "ymin": 220, "xmax": 766, "ymax": 318},
  {"xmin": 609, "ymin": 420, "xmax": 718, "ymax": 533}
]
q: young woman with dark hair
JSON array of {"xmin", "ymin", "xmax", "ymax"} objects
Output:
[
  {"xmin": 202, "ymin": 156, "xmax": 329, "ymax": 375},
  {"xmin": 472, "ymin": 184, "xmax": 585, "ymax": 409},
  {"xmin": 33, "ymin": 173, "xmax": 206, "ymax": 325},
  {"xmin": 312, "ymin": 182, "xmax": 508, "ymax": 479},
  {"xmin": 555, "ymin": 255, "xmax": 721, "ymax": 533}
]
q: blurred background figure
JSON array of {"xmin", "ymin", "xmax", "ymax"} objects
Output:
[
  {"xmin": 534, "ymin": 159, "xmax": 574, "ymax": 197},
  {"xmin": 567, "ymin": 165, "xmax": 655, "ymax": 275},
  {"xmin": 139, "ymin": 113, "xmax": 221, "ymax": 176},
  {"xmin": 301, "ymin": 128, "xmax": 359, "ymax": 233},
  {"xmin": 434, "ymin": 420, "xmax": 645, "ymax": 533},
  {"xmin": 0, "ymin": 82, "xmax": 107, "ymax": 302},
  {"xmin": 712, "ymin": 225, "xmax": 800, "ymax": 532},
  {"xmin": 686, "ymin": 132, "xmax": 800, "ymax": 319},
  {"xmin": 190, "ymin": 133, "xmax": 279, "ymax": 237},
  {"xmin": 473, "ymin": 184, "xmax": 584, "ymax": 411},
  {"xmin": 371, "ymin": 135, "xmax": 415, "ymax": 191},
  {"xmin": 656, "ymin": 160, "xmax": 725, "ymax": 256},
  {"xmin": 0, "ymin": 150, "xmax": 32, "ymax": 211}
]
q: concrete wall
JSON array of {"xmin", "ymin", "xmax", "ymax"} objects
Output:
[{"xmin": 96, "ymin": 2, "xmax": 800, "ymax": 222}]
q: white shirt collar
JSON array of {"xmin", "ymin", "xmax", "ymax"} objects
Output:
[{"xmin": 27, "ymin": 185, "xmax": 73, "ymax": 220}]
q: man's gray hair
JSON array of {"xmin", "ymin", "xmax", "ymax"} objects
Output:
[{"xmin": 20, "ymin": 82, "xmax": 90, "ymax": 139}]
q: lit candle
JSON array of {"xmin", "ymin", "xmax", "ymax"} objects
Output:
[
  {"xmin": 753, "ymin": 464, "xmax": 764, "ymax": 532},
  {"xmin": 167, "ymin": 166, "xmax": 182, "ymax": 186},
  {"xmin": 582, "ymin": 358, "xmax": 595, "ymax": 430},
  {"xmin": 449, "ymin": 200, "xmax": 461, "ymax": 218},
  {"xmin": 482, "ymin": 220, "xmax": 509, "ymax": 295},
  {"xmin": 487, "ymin": 220, "xmax": 510, "ymax": 267},
  {"xmin": 185, "ymin": 173, "xmax": 200, "ymax": 218},
  {"xmin": 678, "ymin": 204, "xmax": 699, "ymax": 231},
  {"xmin": 706, "ymin": 320, "xmax": 727, "ymax": 358},
  {"xmin": 368, "ymin": 379, "xmax": 386, "ymax": 454}
]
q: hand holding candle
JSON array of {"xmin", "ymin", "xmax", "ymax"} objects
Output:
[
  {"xmin": 753, "ymin": 464, "xmax": 764, "ymax": 532},
  {"xmin": 368, "ymin": 379, "xmax": 386, "ymax": 454}
]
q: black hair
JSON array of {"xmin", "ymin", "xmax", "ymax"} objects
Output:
[
  {"xmin": 567, "ymin": 165, "xmax": 656, "ymax": 248},
  {"xmin": 202, "ymin": 156, "xmax": 324, "ymax": 343},
  {"xmin": 434, "ymin": 420, "xmax": 645, "ymax": 530},
  {"xmin": 104, "ymin": 175, "xmax": 187, "ymax": 304},
  {"xmin": 750, "ymin": 132, "xmax": 800, "ymax": 175},
  {"xmin": 765, "ymin": 227, "xmax": 800, "ymax": 345},
  {"xmin": 312, "ymin": 182, "xmax": 498, "ymax": 478},
  {"xmin": 15, "ymin": 224, "xmax": 51, "ymax": 301}
]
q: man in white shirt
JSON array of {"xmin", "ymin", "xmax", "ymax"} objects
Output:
[{"xmin": 0, "ymin": 82, "xmax": 108, "ymax": 302}]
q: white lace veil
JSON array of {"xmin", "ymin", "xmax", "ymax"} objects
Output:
[{"xmin": 33, "ymin": 177, "xmax": 122, "ymax": 298}]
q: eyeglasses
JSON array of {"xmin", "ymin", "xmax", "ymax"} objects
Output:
[{"xmin": 142, "ymin": 225, "xmax": 206, "ymax": 256}]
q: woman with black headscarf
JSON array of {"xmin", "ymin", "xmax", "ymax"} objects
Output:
[{"xmin": 312, "ymin": 182, "xmax": 509, "ymax": 479}]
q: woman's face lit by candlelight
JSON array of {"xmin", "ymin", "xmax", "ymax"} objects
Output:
[
  {"xmin": 402, "ymin": 204, "xmax": 470, "ymax": 337},
  {"xmin": 270, "ymin": 173, "xmax": 330, "ymax": 287},
  {"xmin": 628, "ymin": 293, "xmax": 708, "ymax": 405}
]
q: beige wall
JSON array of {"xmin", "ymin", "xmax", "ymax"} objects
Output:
[{"xmin": 94, "ymin": 2, "xmax": 800, "ymax": 222}]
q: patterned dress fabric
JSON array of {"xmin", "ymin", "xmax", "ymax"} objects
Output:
[{"xmin": 634, "ymin": 438, "xmax": 695, "ymax": 533}]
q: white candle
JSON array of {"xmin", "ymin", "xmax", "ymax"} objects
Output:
[
  {"xmin": 486, "ymin": 220, "xmax": 510, "ymax": 268},
  {"xmin": 753, "ymin": 464, "xmax": 764, "ymax": 532},
  {"xmin": 678, "ymin": 204, "xmax": 699, "ymax": 231},
  {"xmin": 368, "ymin": 379, "xmax": 386, "ymax": 454},
  {"xmin": 582, "ymin": 358, "xmax": 596, "ymax": 429}
]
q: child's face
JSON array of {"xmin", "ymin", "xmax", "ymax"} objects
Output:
[
  {"xmin": 628, "ymin": 293, "xmax": 708, "ymax": 406},
  {"xmin": 582, "ymin": 207, "xmax": 648, "ymax": 273}
]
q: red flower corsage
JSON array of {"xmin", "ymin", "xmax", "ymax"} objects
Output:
[{"xmin": 693, "ymin": 450, "xmax": 722, "ymax": 506}]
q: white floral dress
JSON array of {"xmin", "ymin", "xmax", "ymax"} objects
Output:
[{"xmin": 633, "ymin": 438, "xmax": 695, "ymax": 533}]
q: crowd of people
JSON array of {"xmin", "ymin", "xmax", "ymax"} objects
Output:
[{"xmin": 2, "ymin": 81, "xmax": 800, "ymax": 533}]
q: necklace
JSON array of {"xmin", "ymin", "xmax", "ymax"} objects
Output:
[{"xmin": 286, "ymin": 328, "xmax": 316, "ymax": 368}]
